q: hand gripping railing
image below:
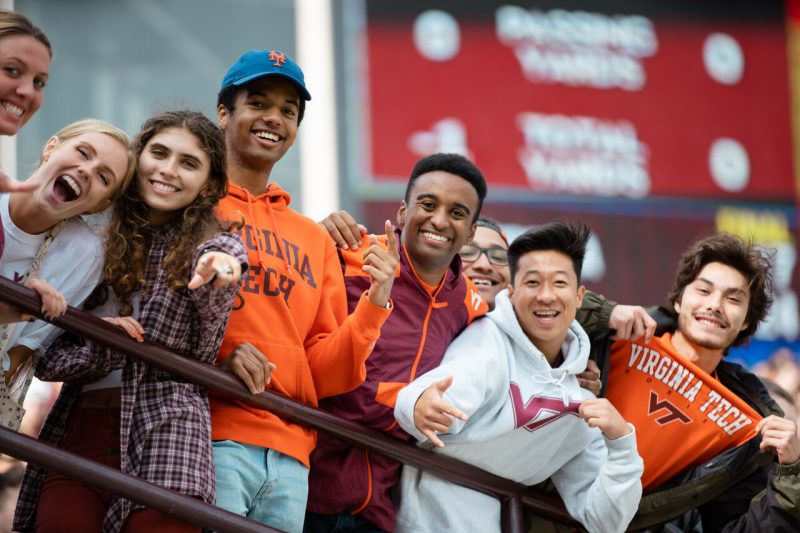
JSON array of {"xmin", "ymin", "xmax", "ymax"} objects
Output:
[{"xmin": 0, "ymin": 277, "xmax": 582, "ymax": 532}]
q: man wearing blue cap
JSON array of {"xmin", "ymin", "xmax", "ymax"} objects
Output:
[{"xmin": 210, "ymin": 49, "xmax": 398, "ymax": 533}]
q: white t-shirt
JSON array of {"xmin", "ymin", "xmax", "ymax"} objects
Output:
[{"xmin": 0, "ymin": 194, "xmax": 105, "ymax": 367}]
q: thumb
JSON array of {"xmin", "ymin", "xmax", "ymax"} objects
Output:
[
  {"xmin": 385, "ymin": 220, "xmax": 400, "ymax": 260},
  {"xmin": 435, "ymin": 375, "xmax": 454, "ymax": 394}
]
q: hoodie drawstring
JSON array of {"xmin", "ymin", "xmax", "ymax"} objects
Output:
[
  {"xmin": 244, "ymin": 188, "xmax": 269, "ymax": 272},
  {"xmin": 531, "ymin": 371, "xmax": 570, "ymax": 407},
  {"xmin": 265, "ymin": 191, "xmax": 292, "ymax": 277},
  {"xmin": 242, "ymin": 186, "xmax": 292, "ymax": 278}
]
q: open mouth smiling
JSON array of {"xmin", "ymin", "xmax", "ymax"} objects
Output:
[
  {"xmin": 533, "ymin": 310, "xmax": 560, "ymax": 324},
  {"xmin": 1, "ymin": 101, "xmax": 23, "ymax": 118},
  {"xmin": 420, "ymin": 230, "xmax": 451, "ymax": 244},
  {"xmin": 695, "ymin": 315, "xmax": 727, "ymax": 329},
  {"xmin": 150, "ymin": 180, "xmax": 179, "ymax": 193},
  {"xmin": 253, "ymin": 130, "xmax": 281, "ymax": 143},
  {"xmin": 53, "ymin": 174, "xmax": 81, "ymax": 202}
]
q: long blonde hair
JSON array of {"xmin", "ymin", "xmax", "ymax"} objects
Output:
[{"xmin": 40, "ymin": 119, "xmax": 137, "ymax": 202}]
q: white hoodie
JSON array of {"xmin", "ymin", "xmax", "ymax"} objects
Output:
[{"xmin": 394, "ymin": 290, "xmax": 643, "ymax": 533}]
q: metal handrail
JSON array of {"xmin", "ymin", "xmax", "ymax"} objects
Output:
[
  {"xmin": 0, "ymin": 276, "xmax": 581, "ymax": 532},
  {"xmin": 0, "ymin": 427, "xmax": 279, "ymax": 533}
]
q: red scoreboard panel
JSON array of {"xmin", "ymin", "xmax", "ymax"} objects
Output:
[{"xmin": 361, "ymin": 1, "xmax": 796, "ymax": 203}]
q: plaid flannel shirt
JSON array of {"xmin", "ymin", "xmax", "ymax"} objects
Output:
[{"xmin": 14, "ymin": 224, "xmax": 247, "ymax": 533}]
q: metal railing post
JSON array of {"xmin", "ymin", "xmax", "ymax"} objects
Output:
[{"xmin": 501, "ymin": 495, "xmax": 526, "ymax": 533}]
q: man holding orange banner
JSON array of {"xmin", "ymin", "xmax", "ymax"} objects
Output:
[{"xmin": 603, "ymin": 233, "xmax": 800, "ymax": 530}]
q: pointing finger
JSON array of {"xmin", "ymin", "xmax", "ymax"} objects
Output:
[{"xmin": 188, "ymin": 254, "xmax": 217, "ymax": 289}]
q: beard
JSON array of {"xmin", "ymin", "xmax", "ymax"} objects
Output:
[{"xmin": 677, "ymin": 314, "xmax": 735, "ymax": 352}]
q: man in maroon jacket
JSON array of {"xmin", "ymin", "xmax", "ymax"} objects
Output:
[{"xmin": 306, "ymin": 153, "xmax": 489, "ymax": 532}]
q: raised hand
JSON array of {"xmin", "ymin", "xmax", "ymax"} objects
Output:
[
  {"xmin": 413, "ymin": 375, "xmax": 468, "ymax": 448},
  {"xmin": 217, "ymin": 343, "xmax": 277, "ymax": 395},
  {"xmin": 318, "ymin": 210, "xmax": 366, "ymax": 250},
  {"xmin": 103, "ymin": 316, "xmax": 145, "ymax": 343},
  {"xmin": 0, "ymin": 169, "xmax": 36, "ymax": 193},
  {"xmin": 363, "ymin": 220, "xmax": 400, "ymax": 308},
  {"xmin": 609, "ymin": 305, "xmax": 656, "ymax": 344},
  {"xmin": 579, "ymin": 397, "xmax": 632, "ymax": 440},
  {"xmin": 188, "ymin": 251, "xmax": 242, "ymax": 290},
  {"xmin": 756, "ymin": 415, "xmax": 800, "ymax": 465}
]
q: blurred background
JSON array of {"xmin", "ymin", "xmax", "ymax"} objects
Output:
[{"xmin": 3, "ymin": 0, "xmax": 799, "ymax": 427}]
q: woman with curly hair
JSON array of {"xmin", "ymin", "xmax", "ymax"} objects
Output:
[{"xmin": 14, "ymin": 110, "xmax": 248, "ymax": 533}]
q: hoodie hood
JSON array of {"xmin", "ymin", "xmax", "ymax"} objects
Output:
[
  {"xmin": 225, "ymin": 180, "xmax": 293, "ymax": 276},
  {"xmin": 488, "ymin": 289, "xmax": 590, "ymax": 377},
  {"xmin": 226, "ymin": 180, "xmax": 291, "ymax": 209}
]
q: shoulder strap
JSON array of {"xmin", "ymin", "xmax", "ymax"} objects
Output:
[{"xmin": 0, "ymin": 219, "xmax": 68, "ymax": 355}]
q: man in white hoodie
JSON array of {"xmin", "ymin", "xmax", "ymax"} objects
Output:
[{"xmin": 394, "ymin": 221, "xmax": 644, "ymax": 533}]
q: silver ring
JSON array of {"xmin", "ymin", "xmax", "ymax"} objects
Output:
[{"xmin": 216, "ymin": 265, "xmax": 234, "ymax": 276}]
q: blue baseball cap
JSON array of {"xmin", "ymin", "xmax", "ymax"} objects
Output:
[{"xmin": 220, "ymin": 49, "xmax": 312, "ymax": 101}]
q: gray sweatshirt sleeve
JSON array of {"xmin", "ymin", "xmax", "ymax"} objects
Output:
[
  {"xmin": 551, "ymin": 427, "xmax": 644, "ymax": 533},
  {"xmin": 395, "ymin": 321, "xmax": 503, "ymax": 443}
]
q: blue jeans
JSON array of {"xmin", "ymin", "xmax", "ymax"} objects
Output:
[{"xmin": 213, "ymin": 440, "xmax": 309, "ymax": 533}]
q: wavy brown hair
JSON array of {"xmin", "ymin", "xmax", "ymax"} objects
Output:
[
  {"xmin": 667, "ymin": 232, "xmax": 774, "ymax": 348},
  {"xmin": 89, "ymin": 110, "xmax": 228, "ymax": 316}
]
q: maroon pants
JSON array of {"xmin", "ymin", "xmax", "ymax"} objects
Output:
[{"xmin": 35, "ymin": 406, "xmax": 199, "ymax": 533}]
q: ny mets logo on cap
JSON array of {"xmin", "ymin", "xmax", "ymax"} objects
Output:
[
  {"xmin": 220, "ymin": 48, "xmax": 312, "ymax": 100},
  {"xmin": 269, "ymin": 50, "xmax": 286, "ymax": 67}
]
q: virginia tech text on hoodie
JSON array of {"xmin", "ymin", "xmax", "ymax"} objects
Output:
[{"xmin": 210, "ymin": 181, "xmax": 391, "ymax": 467}]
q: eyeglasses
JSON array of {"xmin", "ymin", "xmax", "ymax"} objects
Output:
[{"xmin": 459, "ymin": 244, "xmax": 509, "ymax": 266}]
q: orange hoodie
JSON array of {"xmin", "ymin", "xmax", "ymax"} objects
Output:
[{"xmin": 210, "ymin": 181, "xmax": 391, "ymax": 467}]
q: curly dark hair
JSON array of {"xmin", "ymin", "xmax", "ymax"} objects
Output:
[
  {"xmin": 667, "ymin": 232, "xmax": 774, "ymax": 348},
  {"xmin": 89, "ymin": 110, "xmax": 229, "ymax": 316}
]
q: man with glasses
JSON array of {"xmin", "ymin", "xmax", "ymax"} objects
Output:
[{"xmin": 459, "ymin": 217, "xmax": 510, "ymax": 311}]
